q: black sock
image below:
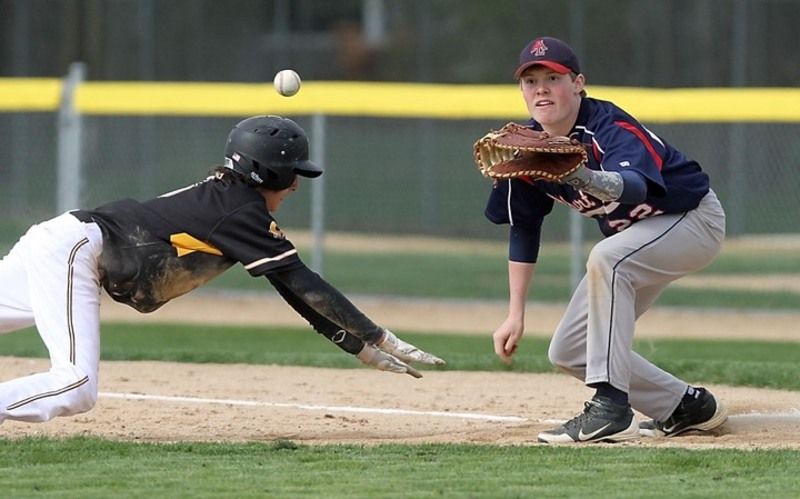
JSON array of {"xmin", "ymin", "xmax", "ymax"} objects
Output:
[{"xmin": 590, "ymin": 382, "xmax": 629, "ymax": 406}]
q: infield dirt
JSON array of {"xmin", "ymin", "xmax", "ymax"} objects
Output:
[{"xmin": 1, "ymin": 293, "xmax": 799, "ymax": 449}]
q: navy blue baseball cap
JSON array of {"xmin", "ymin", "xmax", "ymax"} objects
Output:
[{"xmin": 513, "ymin": 37, "xmax": 581, "ymax": 79}]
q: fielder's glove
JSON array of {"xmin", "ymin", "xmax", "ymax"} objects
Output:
[{"xmin": 473, "ymin": 122, "xmax": 587, "ymax": 182}]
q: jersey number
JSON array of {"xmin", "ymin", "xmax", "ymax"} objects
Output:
[{"xmin": 607, "ymin": 203, "xmax": 665, "ymax": 232}]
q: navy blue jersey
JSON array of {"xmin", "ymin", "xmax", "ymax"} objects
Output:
[{"xmin": 486, "ymin": 97, "xmax": 710, "ymax": 237}]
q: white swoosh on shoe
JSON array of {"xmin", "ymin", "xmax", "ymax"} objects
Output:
[
  {"xmin": 662, "ymin": 423, "xmax": 680, "ymax": 434},
  {"xmin": 578, "ymin": 423, "xmax": 612, "ymax": 441}
]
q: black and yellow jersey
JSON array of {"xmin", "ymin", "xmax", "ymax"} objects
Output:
[{"xmin": 73, "ymin": 175, "xmax": 302, "ymax": 313}]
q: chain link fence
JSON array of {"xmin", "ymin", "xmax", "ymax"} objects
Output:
[{"xmin": 1, "ymin": 111, "xmax": 799, "ymax": 250}]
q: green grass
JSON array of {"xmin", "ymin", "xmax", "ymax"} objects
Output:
[
  {"xmin": 0, "ymin": 437, "xmax": 798, "ymax": 498},
  {"xmin": 2, "ymin": 322, "xmax": 799, "ymax": 497},
  {"xmin": 11, "ymin": 236, "xmax": 798, "ymax": 310},
  {"xmin": 2, "ymin": 323, "xmax": 799, "ymax": 391},
  {"xmin": 3, "ymin": 234, "xmax": 799, "ymax": 499},
  {"xmin": 7, "ymin": 235, "xmax": 796, "ymax": 308},
  {"xmin": 703, "ymin": 251, "xmax": 800, "ymax": 274},
  {"xmin": 205, "ymin": 246, "xmax": 800, "ymax": 309},
  {"xmin": 656, "ymin": 287, "xmax": 800, "ymax": 309}
]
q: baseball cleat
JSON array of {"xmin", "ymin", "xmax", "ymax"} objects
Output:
[
  {"xmin": 639, "ymin": 387, "xmax": 728, "ymax": 437},
  {"xmin": 537, "ymin": 395, "xmax": 639, "ymax": 444}
]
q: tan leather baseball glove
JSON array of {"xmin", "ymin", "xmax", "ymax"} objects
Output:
[{"xmin": 473, "ymin": 122, "xmax": 588, "ymax": 182}]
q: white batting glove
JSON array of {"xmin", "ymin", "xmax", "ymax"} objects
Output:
[
  {"xmin": 357, "ymin": 344, "xmax": 422, "ymax": 378},
  {"xmin": 376, "ymin": 329, "xmax": 446, "ymax": 366}
]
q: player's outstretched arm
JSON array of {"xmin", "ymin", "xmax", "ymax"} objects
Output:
[
  {"xmin": 266, "ymin": 269, "xmax": 445, "ymax": 375},
  {"xmin": 268, "ymin": 266, "xmax": 384, "ymax": 342}
]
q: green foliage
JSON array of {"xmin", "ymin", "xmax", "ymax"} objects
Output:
[{"xmin": 0, "ymin": 437, "xmax": 798, "ymax": 498}]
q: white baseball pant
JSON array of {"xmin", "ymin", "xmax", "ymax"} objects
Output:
[{"xmin": 0, "ymin": 212, "xmax": 104, "ymax": 423}]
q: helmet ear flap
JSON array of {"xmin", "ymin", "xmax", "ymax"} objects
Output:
[
  {"xmin": 225, "ymin": 154, "xmax": 263, "ymax": 186},
  {"xmin": 256, "ymin": 161, "xmax": 296, "ymax": 190}
]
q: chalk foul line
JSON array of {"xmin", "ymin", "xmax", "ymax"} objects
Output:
[
  {"xmin": 98, "ymin": 391, "xmax": 527, "ymax": 422},
  {"xmin": 99, "ymin": 392, "xmax": 800, "ymax": 425}
]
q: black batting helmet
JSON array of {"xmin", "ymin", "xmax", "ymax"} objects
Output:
[{"xmin": 223, "ymin": 115, "xmax": 322, "ymax": 190}]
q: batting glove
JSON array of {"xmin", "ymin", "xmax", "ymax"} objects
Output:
[
  {"xmin": 357, "ymin": 344, "xmax": 422, "ymax": 378},
  {"xmin": 376, "ymin": 329, "xmax": 446, "ymax": 366}
]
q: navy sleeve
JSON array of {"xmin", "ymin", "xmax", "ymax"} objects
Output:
[
  {"xmin": 485, "ymin": 179, "xmax": 551, "ymax": 263},
  {"xmin": 593, "ymin": 111, "xmax": 668, "ymax": 197},
  {"xmin": 617, "ymin": 170, "xmax": 648, "ymax": 204},
  {"xmin": 484, "ymin": 179, "xmax": 553, "ymax": 229},
  {"xmin": 484, "ymin": 181, "xmax": 511, "ymax": 224},
  {"xmin": 509, "ymin": 224, "xmax": 542, "ymax": 263}
]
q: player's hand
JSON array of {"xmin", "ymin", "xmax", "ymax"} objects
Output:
[
  {"xmin": 376, "ymin": 329, "xmax": 446, "ymax": 366},
  {"xmin": 356, "ymin": 344, "xmax": 422, "ymax": 378},
  {"xmin": 492, "ymin": 316, "xmax": 524, "ymax": 364}
]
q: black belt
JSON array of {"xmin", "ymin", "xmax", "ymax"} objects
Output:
[{"xmin": 70, "ymin": 210, "xmax": 95, "ymax": 223}]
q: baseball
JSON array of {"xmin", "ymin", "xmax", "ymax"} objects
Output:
[{"xmin": 273, "ymin": 69, "xmax": 301, "ymax": 97}]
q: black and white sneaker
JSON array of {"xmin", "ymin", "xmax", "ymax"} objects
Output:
[
  {"xmin": 537, "ymin": 395, "xmax": 639, "ymax": 444},
  {"xmin": 639, "ymin": 387, "xmax": 728, "ymax": 437}
]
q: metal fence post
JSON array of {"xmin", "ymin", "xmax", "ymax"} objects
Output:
[
  {"xmin": 569, "ymin": 210, "xmax": 584, "ymax": 291},
  {"xmin": 727, "ymin": 0, "xmax": 748, "ymax": 236},
  {"xmin": 310, "ymin": 113, "xmax": 327, "ymax": 275},
  {"xmin": 569, "ymin": 0, "xmax": 586, "ymax": 291},
  {"xmin": 56, "ymin": 62, "xmax": 87, "ymax": 213}
]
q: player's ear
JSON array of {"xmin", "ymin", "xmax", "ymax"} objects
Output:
[{"xmin": 572, "ymin": 73, "xmax": 585, "ymax": 95}]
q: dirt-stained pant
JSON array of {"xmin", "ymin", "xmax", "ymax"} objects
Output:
[
  {"xmin": 548, "ymin": 190, "xmax": 726, "ymax": 421},
  {"xmin": 0, "ymin": 212, "xmax": 103, "ymax": 423}
]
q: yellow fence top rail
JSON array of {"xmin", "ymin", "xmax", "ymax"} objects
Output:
[
  {"xmin": 1, "ymin": 78, "xmax": 799, "ymax": 123},
  {"xmin": 0, "ymin": 78, "xmax": 63, "ymax": 111}
]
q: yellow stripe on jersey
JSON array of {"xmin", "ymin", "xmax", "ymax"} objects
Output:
[{"xmin": 170, "ymin": 233, "xmax": 223, "ymax": 257}]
